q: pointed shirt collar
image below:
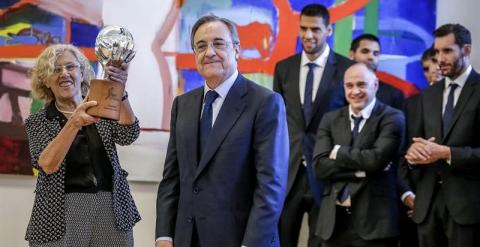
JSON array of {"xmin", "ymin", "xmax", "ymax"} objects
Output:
[{"xmin": 300, "ymin": 44, "xmax": 330, "ymax": 68}]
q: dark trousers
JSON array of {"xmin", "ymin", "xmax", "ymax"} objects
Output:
[
  {"xmin": 279, "ymin": 166, "xmax": 322, "ymax": 247},
  {"xmin": 191, "ymin": 223, "xmax": 202, "ymax": 247},
  {"xmin": 399, "ymin": 204, "xmax": 418, "ymax": 247},
  {"xmin": 417, "ymin": 184, "xmax": 480, "ymax": 247},
  {"xmin": 322, "ymin": 206, "xmax": 397, "ymax": 247}
]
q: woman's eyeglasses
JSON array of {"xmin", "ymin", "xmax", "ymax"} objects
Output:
[{"xmin": 53, "ymin": 63, "xmax": 80, "ymax": 74}]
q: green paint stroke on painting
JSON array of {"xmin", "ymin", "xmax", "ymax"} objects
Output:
[
  {"xmin": 364, "ymin": 0, "xmax": 379, "ymax": 35},
  {"xmin": 243, "ymin": 73, "xmax": 273, "ymax": 90},
  {"xmin": 30, "ymin": 98, "xmax": 43, "ymax": 114},
  {"xmin": 333, "ymin": 0, "xmax": 353, "ymax": 57}
]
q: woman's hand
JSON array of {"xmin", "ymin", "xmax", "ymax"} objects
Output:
[
  {"xmin": 106, "ymin": 62, "xmax": 136, "ymax": 124},
  {"xmin": 69, "ymin": 100, "xmax": 100, "ymax": 129},
  {"xmin": 106, "ymin": 63, "xmax": 129, "ymax": 84},
  {"xmin": 38, "ymin": 99, "xmax": 99, "ymax": 175}
]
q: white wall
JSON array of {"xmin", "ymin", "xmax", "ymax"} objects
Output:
[{"xmin": 437, "ymin": 0, "xmax": 480, "ymax": 69}]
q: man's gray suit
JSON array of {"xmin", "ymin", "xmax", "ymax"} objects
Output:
[{"xmin": 313, "ymin": 101, "xmax": 404, "ymax": 242}]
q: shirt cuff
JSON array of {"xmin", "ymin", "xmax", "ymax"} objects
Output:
[
  {"xmin": 401, "ymin": 191, "xmax": 415, "ymax": 202},
  {"xmin": 354, "ymin": 171, "xmax": 366, "ymax": 178},
  {"xmin": 329, "ymin": 145, "xmax": 341, "ymax": 160},
  {"xmin": 156, "ymin": 237, "xmax": 173, "ymax": 243}
]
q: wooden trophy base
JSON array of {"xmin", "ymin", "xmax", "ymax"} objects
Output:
[{"xmin": 86, "ymin": 79, "xmax": 125, "ymax": 120}]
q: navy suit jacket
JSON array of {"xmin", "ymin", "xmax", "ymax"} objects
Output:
[
  {"xmin": 156, "ymin": 74, "xmax": 289, "ymax": 247},
  {"xmin": 273, "ymin": 51, "xmax": 353, "ymax": 204},
  {"xmin": 313, "ymin": 101, "xmax": 405, "ymax": 240}
]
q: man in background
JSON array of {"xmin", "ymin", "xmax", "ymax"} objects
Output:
[
  {"xmin": 349, "ymin": 34, "xmax": 405, "ymax": 110},
  {"xmin": 406, "ymin": 23, "xmax": 480, "ymax": 247},
  {"xmin": 313, "ymin": 63, "xmax": 404, "ymax": 247},
  {"xmin": 349, "ymin": 33, "xmax": 417, "ymax": 247},
  {"xmin": 421, "ymin": 47, "xmax": 443, "ymax": 86},
  {"xmin": 273, "ymin": 3, "xmax": 353, "ymax": 247}
]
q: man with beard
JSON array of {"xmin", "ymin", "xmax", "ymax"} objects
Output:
[
  {"xmin": 349, "ymin": 34, "xmax": 405, "ymax": 111},
  {"xmin": 273, "ymin": 4, "xmax": 353, "ymax": 247},
  {"xmin": 405, "ymin": 23, "xmax": 480, "ymax": 247}
]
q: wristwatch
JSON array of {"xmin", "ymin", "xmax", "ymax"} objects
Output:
[{"xmin": 121, "ymin": 91, "xmax": 128, "ymax": 101}]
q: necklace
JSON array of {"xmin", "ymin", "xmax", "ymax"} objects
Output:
[{"xmin": 55, "ymin": 102, "xmax": 74, "ymax": 114}]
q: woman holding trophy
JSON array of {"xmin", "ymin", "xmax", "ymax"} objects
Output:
[{"xmin": 25, "ymin": 27, "xmax": 140, "ymax": 247}]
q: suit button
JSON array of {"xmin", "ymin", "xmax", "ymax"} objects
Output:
[
  {"xmin": 193, "ymin": 186, "xmax": 200, "ymax": 194},
  {"xmin": 187, "ymin": 216, "xmax": 194, "ymax": 223}
]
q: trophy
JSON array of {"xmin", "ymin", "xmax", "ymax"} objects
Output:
[{"xmin": 87, "ymin": 26, "xmax": 136, "ymax": 120}]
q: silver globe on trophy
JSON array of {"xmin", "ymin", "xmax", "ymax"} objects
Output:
[{"xmin": 87, "ymin": 26, "xmax": 136, "ymax": 120}]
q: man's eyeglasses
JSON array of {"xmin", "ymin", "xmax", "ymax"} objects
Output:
[
  {"xmin": 193, "ymin": 40, "xmax": 238, "ymax": 54},
  {"xmin": 53, "ymin": 63, "xmax": 80, "ymax": 74}
]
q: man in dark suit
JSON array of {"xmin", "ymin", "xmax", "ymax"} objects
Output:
[
  {"xmin": 155, "ymin": 15, "xmax": 289, "ymax": 247},
  {"xmin": 273, "ymin": 4, "xmax": 353, "ymax": 247},
  {"xmin": 349, "ymin": 33, "xmax": 417, "ymax": 247},
  {"xmin": 349, "ymin": 34, "xmax": 405, "ymax": 111},
  {"xmin": 313, "ymin": 63, "xmax": 405, "ymax": 247},
  {"xmin": 405, "ymin": 23, "xmax": 480, "ymax": 247}
]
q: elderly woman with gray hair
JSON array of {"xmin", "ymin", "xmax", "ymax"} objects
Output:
[{"xmin": 25, "ymin": 44, "xmax": 140, "ymax": 247}]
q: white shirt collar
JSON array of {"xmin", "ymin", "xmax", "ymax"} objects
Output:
[
  {"xmin": 349, "ymin": 97, "xmax": 377, "ymax": 120},
  {"xmin": 300, "ymin": 44, "xmax": 330, "ymax": 68},
  {"xmin": 203, "ymin": 70, "xmax": 238, "ymax": 99},
  {"xmin": 445, "ymin": 65, "xmax": 472, "ymax": 89}
]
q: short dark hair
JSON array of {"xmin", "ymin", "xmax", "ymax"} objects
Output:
[
  {"xmin": 190, "ymin": 15, "xmax": 240, "ymax": 51},
  {"xmin": 300, "ymin": 4, "xmax": 330, "ymax": 26},
  {"xmin": 421, "ymin": 47, "xmax": 436, "ymax": 62},
  {"xmin": 350, "ymin": 34, "xmax": 380, "ymax": 51},
  {"xmin": 433, "ymin": 23, "xmax": 471, "ymax": 48}
]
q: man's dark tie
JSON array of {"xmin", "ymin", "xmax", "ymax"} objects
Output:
[
  {"xmin": 199, "ymin": 90, "xmax": 219, "ymax": 156},
  {"xmin": 443, "ymin": 83, "xmax": 458, "ymax": 136},
  {"xmin": 351, "ymin": 115, "xmax": 363, "ymax": 144},
  {"xmin": 303, "ymin": 62, "xmax": 317, "ymax": 124},
  {"xmin": 338, "ymin": 115, "xmax": 363, "ymax": 203}
]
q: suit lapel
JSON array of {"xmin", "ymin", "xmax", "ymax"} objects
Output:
[
  {"xmin": 339, "ymin": 107, "xmax": 352, "ymax": 145},
  {"xmin": 286, "ymin": 54, "xmax": 305, "ymax": 127},
  {"xmin": 425, "ymin": 82, "xmax": 444, "ymax": 141},
  {"xmin": 308, "ymin": 51, "xmax": 336, "ymax": 128},
  {"xmin": 183, "ymin": 88, "xmax": 203, "ymax": 167},
  {"xmin": 333, "ymin": 108, "xmax": 351, "ymax": 193},
  {"xmin": 350, "ymin": 103, "xmax": 383, "ymax": 196},
  {"xmin": 442, "ymin": 71, "xmax": 478, "ymax": 141},
  {"xmin": 354, "ymin": 101, "xmax": 382, "ymax": 147},
  {"xmin": 195, "ymin": 75, "xmax": 247, "ymax": 180}
]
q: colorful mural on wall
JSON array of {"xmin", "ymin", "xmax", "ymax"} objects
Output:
[
  {"xmin": 0, "ymin": 0, "xmax": 100, "ymax": 175},
  {"xmin": 0, "ymin": 0, "xmax": 435, "ymax": 177},
  {"xmin": 177, "ymin": 0, "xmax": 434, "ymax": 94}
]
